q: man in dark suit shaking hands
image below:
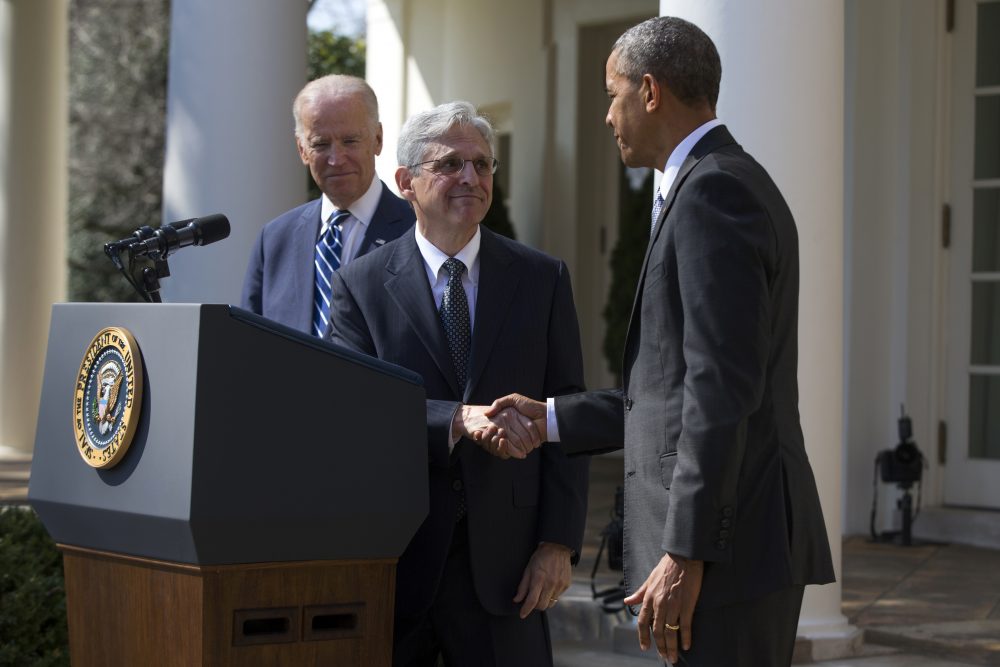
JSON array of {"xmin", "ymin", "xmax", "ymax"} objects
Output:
[
  {"xmin": 241, "ymin": 75, "xmax": 415, "ymax": 336},
  {"xmin": 486, "ymin": 17, "xmax": 835, "ymax": 666},
  {"xmin": 328, "ymin": 101, "xmax": 589, "ymax": 667}
]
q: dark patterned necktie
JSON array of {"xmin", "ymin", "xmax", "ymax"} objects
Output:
[
  {"xmin": 313, "ymin": 209, "xmax": 350, "ymax": 337},
  {"xmin": 651, "ymin": 189, "xmax": 665, "ymax": 236},
  {"xmin": 439, "ymin": 258, "xmax": 471, "ymax": 390}
]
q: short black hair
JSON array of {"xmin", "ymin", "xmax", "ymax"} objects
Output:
[{"xmin": 613, "ymin": 16, "xmax": 721, "ymax": 110}]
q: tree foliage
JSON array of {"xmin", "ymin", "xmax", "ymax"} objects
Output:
[
  {"xmin": 481, "ymin": 181, "xmax": 516, "ymax": 240},
  {"xmin": 602, "ymin": 168, "xmax": 652, "ymax": 379},
  {"xmin": 0, "ymin": 508, "xmax": 68, "ymax": 667},
  {"xmin": 67, "ymin": 0, "xmax": 171, "ymax": 302},
  {"xmin": 308, "ymin": 30, "xmax": 366, "ymax": 81}
]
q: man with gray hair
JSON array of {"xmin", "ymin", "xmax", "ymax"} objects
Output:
[
  {"xmin": 328, "ymin": 100, "xmax": 589, "ymax": 666},
  {"xmin": 485, "ymin": 16, "xmax": 835, "ymax": 666},
  {"xmin": 242, "ymin": 74, "xmax": 415, "ymax": 336}
]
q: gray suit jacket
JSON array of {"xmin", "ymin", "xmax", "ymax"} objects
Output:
[
  {"xmin": 556, "ymin": 126, "xmax": 835, "ymax": 610},
  {"xmin": 328, "ymin": 227, "xmax": 590, "ymax": 618},
  {"xmin": 240, "ymin": 180, "xmax": 415, "ymax": 334}
]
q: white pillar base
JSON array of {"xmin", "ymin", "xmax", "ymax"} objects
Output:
[{"xmin": 796, "ymin": 619, "xmax": 865, "ymax": 662}]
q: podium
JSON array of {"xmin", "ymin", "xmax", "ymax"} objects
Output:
[{"xmin": 29, "ymin": 304, "xmax": 428, "ymax": 666}]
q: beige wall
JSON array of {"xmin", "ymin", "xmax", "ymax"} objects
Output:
[{"xmin": 0, "ymin": 0, "xmax": 67, "ymax": 455}]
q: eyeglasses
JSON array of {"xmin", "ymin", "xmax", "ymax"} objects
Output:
[{"xmin": 410, "ymin": 156, "xmax": 499, "ymax": 177}]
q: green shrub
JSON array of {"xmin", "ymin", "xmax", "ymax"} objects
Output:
[
  {"xmin": 0, "ymin": 507, "xmax": 69, "ymax": 667},
  {"xmin": 602, "ymin": 167, "xmax": 653, "ymax": 379}
]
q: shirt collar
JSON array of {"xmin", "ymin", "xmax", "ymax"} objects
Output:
[
  {"xmin": 320, "ymin": 175, "xmax": 382, "ymax": 231},
  {"xmin": 414, "ymin": 224, "xmax": 481, "ymax": 284},
  {"xmin": 657, "ymin": 118, "xmax": 724, "ymax": 199}
]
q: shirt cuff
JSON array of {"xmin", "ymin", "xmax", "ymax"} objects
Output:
[
  {"xmin": 448, "ymin": 404, "xmax": 461, "ymax": 453},
  {"xmin": 546, "ymin": 397, "xmax": 560, "ymax": 442}
]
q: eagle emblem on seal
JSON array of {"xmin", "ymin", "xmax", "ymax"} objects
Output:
[{"xmin": 94, "ymin": 362, "xmax": 123, "ymax": 434}]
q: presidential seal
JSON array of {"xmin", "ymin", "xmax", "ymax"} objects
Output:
[{"xmin": 73, "ymin": 327, "xmax": 144, "ymax": 468}]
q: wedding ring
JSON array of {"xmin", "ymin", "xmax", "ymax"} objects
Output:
[{"xmin": 665, "ymin": 622, "xmax": 680, "ymax": 631}]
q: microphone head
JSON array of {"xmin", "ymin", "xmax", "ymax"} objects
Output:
[{"xmin": 191, "ymin": 214, "xmax": 230, "ymax": 246}]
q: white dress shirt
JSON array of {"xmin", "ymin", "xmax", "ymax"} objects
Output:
[
  {"xmin": 546, "ymin": 119, "xmax": 724, "ymax": 442},
  {"xmin": 654, "ymin": 118, "xmax": 723, "ymax": 209},
  {"xmin": 414, "ymin": 225, "xmax": 481, "ymax": 329},
  {"xmin": 318, "ymin": 175, "xmax": 384, "ymax": 265}
]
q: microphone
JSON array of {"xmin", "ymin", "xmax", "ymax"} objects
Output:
[{"xmin": 111, "ymin": 214, "xmax": 231, "ymax": 259}]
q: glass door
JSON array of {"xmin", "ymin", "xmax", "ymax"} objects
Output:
[{"xmin": 944, "ymin": 0, "xmax": 1000, "ymax": 507}]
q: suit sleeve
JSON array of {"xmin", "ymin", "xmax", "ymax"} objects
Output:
[
  {"xmin": 535, "ymin": 262, "xmax": 591, "ymax": 559},
  {"xmin": 328, "ymin": 270, "xmax": 455, "ymax": 468},
  {"xmin": 328, "ymin": 270, "xmax": 378, "ymax": 358},
  {"xmin": 663, "ymin": 169, "xmax": 773, "ymax": 562},
  {"xmin": 553, "ymin": 389, "xmax": 624, "ymax": 455},
  {"xmin": 240, "ymin": 227, "xmax": 266, "ymax": 313}
]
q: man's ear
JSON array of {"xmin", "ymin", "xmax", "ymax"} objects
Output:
[
  {"xmin": 641, "ymin": 73, "xmax": 661, "ymax": 113},
  {"xmin": 396, "ymin": 166, "xmax": 417, "ymax": 202},
  {"xmin": 373, "ymin": 122, "xmax": 384, "ymax": 156},
  {"xmin": 295, "ymin": 135, "xmax": 310, "ymax": 166}
]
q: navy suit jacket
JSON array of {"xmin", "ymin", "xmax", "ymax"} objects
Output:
[
  {"xmin": 241, "ymin": 180, "xmax": 415, "ymax": 334},
  {"xmin": 328, "ymin": 227, "xmax": 590, "ymax": 618},
  {"xmin": 555, "ymin": 126, "xmax": 835, "ymax": 610}
]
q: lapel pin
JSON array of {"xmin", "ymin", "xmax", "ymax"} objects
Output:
[{"xmin": 375, "ymin": 238, "xmax": 386, "ymax": 246}]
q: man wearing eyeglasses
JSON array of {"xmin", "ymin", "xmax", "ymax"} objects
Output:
[
  {"xmin": 327, "ymin": 100, "xmax": 589, "ymax": 667},
  {"xmin": 241, "ymin": 75, "xmax": 415, "ymax": 337}
]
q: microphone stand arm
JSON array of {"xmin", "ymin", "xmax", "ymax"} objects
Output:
[{"xmin": 104, "ymin": 241, "xmax": 170, "ymax": 303}]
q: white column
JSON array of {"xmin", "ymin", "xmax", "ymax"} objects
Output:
[
  {"xmin": 0, "ymin": 0, "xmax": 67, "ymax": 456},
  {"xmin": 661, "ymin": 0, "xmax": 859, "ymax": 658},
  {"xmin": 160, "ymin": 0, "xmax": 308, "ymax": 304},
  {"xmin": 367, "ymin": 0, "xmax": 408, "ymax": 193}
]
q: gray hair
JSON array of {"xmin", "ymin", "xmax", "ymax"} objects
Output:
[
  {"xmin": 613, "ymin": 16, "xmax": 721, "ymax": 110},
  {"xmin": 397, "ymin": 101, "xmax": 496, "ymax": 169},
  {"xmin": 293, "ymin": 74, "xmax": 379, "ymax": 139}
]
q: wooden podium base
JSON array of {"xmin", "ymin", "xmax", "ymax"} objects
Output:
[{"xmin": 60, "ymin": 545, "xmax": 396, "ymax": 667}]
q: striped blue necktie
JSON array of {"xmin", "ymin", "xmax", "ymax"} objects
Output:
[{"xmin": 313, "ymin": 209, "xmax": 350, "ymax": 337}]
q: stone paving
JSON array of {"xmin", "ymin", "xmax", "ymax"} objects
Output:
[{"xmin": 556, "ymin": 455, "xmax": 1000, "ymax": 666}]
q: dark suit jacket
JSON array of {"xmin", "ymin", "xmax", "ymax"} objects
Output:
[
  {"xmin": 328, "ymin": 227, "xmax": 590, "ymax": 618},
  {"xmin": 241, "ymin": 180, "xmax": 415, "ymax": 334},
  {"xmin": 555, "ymin": 126, "xmax": 835, "ymax": 610}
]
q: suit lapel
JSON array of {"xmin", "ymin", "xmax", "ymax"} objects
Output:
[
  {"xmin": 383, "ymin": 234, "xmax": 463, "ymax": 397},
  {"xmin": 358, "ymin": 182, "xmax": 409, "ymax": 258},
  {"xmin": 621, "ymin": 126, "xmax": 738, "ymax": 367},
  {"xmin": 293, "ymin": 199, "xmax": 323, "ymax": 333},
  {"xmin": 466, "ymin": 229, "xmax": 519, "ymax": 402}
]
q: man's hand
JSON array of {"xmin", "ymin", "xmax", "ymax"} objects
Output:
[
  {"xmin": 474, "ymin": 393, "xmax": 548, "ymax": 454},
  {"xmin": 451, "ymin": 405, "xmax": 541, "ymax": 459},
  {"xmin": 623, "ymin": 553, "xmax": 704, "ymax": 664},
  {"xmin": 512, "ymin": 542, "xmax": 572, "ymax": 618}
]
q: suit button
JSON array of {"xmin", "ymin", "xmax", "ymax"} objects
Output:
[
  {"xmin": 625, "ymin": 397, "xmax": 633, "ymax": 411},
  {"xmin": 721, "ymin": 518, "xmax": 732, "ymax": 529},
  {"xmin": 719, "ymin": 529, "xmax": 730, "ymax": 539},
  {"xmin": 715, "ymin": 540, "xmax": 727, "ymax": 550},
  {"xmin": 722, "ymin": 506, "xmax": 734, "ymax": 518},
  {"xmin": 452, "ymin": 479, "xmax": 463, "ymax": 492}
]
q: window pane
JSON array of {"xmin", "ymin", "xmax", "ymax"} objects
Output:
[
  {"xmin": 969, "ymin": 374, "xmax": 1000, "ymax": 460},
  {"xmin": 977, "ymin": 2, "xmax": 1000, "ymax": 87},
  {"xmin": 973, "ymin": 189, "xmax": 1000, "ymax": 272},
  {"xmin": 971, "ymin": 282, "xmax": 1000, "ymax": 365},
  {"xmin": 976, "ymin": 95, "xmax": 1000, "ymax": 180}
]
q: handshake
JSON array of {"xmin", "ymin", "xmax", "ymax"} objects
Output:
[{"xmin": 451, "ymin": 394, "xmax": 548, "ymax": 460}]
